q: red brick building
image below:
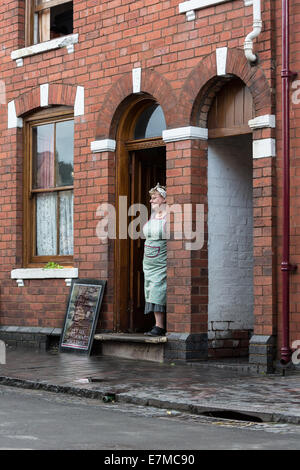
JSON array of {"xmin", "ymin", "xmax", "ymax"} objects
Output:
[{"xmin": 0, "ymin": 0, "xmax": 299, "ymax": 372}]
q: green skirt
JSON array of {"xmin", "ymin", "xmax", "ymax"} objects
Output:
[{"xmin": 143, "ymin": 239, "xmax": 167, "ymax": 309}]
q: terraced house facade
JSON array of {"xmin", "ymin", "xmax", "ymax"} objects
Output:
[{"xmin": 0, "ymin": 0, "xmax": 299, "ymax": 372}]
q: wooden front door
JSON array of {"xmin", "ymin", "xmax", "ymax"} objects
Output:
[
  {"xmin": 115, "ymin": 141, "xmax": 166, "ymax": 333},
  {"xmin": 128, "ymin": 147, "xmax": 166, "ymax": 332}
]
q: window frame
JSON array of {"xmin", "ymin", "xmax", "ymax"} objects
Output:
[
  {"xmin": 124, "ymin": 100, "xmax": 165, "ymax": 150},
  {"xmin": 25, "ymin": 0, "xmax": 73, "ymax": 47},
  {"xmin": 23, "ymin": 106, "xmax": 74, "ymax": 267}
]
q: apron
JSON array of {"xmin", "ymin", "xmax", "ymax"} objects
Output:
[{"xmin": 142, "ymin": 216, "xmax": 167, "ymax": 307}]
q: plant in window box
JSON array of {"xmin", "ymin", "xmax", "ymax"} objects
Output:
[{"xmin": 43, "ymin": 261, "xmax": 64, "ymax": 269}]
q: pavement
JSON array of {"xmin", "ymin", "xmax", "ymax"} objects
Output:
[{"xmin": 0, "ymin": 346, "xmax": 300, "ymax": 425}]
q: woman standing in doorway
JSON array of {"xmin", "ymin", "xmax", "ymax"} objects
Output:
[{"xmin": 143, "ymin": 183, "xmax": 167, "ymax": 336}]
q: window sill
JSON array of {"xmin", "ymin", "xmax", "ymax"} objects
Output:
[
  {"xmin": 179, "ymin": 0, "xmax": 231, "ymax": 21},
  {"xmin": 11, "ymin": 267, "xmax": 78, "ymax": 287},
  {"xmin": 11, "ymin": 33, "xmax": 78, "ymax": 66}
]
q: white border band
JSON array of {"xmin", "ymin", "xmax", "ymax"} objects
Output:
[
  {"xmin": 132, "ymin": 68, "xmax": 142, "ymax": 93},
  {"xmin": 8, "ymin": 100, "xmax": 23, "ymax": 129},
  {"xmin": 216, "ymin": 47, "xmax": 228, "ymax": 76},
  {"xmin": 248, "ymin": 114, "xmax": 276, "ymax": 129},
  {"xmin": 74, "ymin": 86, "xmax": 84, "ymax": 116},
  {"xmin": 11, "ymin": 268, "xmax": 78, "ymax": 287},
  {"xmin": 253, "ymin": 138, "xmax": 276, "ymax": 158},
  {"xmin": 163, "ymin": 126, "xmax": 208, "ymax": 142},
  {"xmin": 11, "ymin": 34, "xmax": 78, "ymax": 64},
  {"xmin": 179, "ymin": 0, "xmax": 230, "ymax": 20},
  {"xmin": 91, "ymin": 139, "xmax": 116, "ymax": 153},
  {"xmin": 40, "ymin": 83, "xmax": 49, "ymax": 107}
]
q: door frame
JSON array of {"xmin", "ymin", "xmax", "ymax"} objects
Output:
[{"xmin": 114, "ymin": 97, "xmax": 166, "ymax": 332}]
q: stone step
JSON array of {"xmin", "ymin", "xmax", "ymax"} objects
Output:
[
  {"xmin": 93, "ymin": 333, "xmax": 167, "ymax": 362},
  {"xmin": 94, "ymin": 332, "xmax": 167, "ymax": 343}
]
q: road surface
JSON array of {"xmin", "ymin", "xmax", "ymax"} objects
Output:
[{"xmin": 0, "ymin": 385, "xmax": 299, "ymax": 451}]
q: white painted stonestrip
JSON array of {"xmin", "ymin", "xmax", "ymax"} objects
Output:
[
  {"xmin": 8, "ymin": 100, "xmax": 23, "ymax": 129},
  {"xmin": 40, "ymin": 83, "xmax": 49, "ymax": 107},
  {"xmin": 11, "ymin": 268, "xmax": 78, "ymax": 279},
  {"xmin": 216, "ymin": 47, "xmax": 228, "ymax": 76},
  {"xmin": 179, "ymin": 0, "xmax": 230, "ymax": 18},
  {"xmin": 253, "ymin": 138, "xmax": 276, "ymax": 158},
  {"xmin": 163, "ymin": 126, "xmax": 208, "ymax": 142},
  {"xmin": 74, "ymin": 86, "xmax": 84, "ymax": 116},
  {"xmin": 11, "ymin": 34, "xmax": 78, "ymax": 62},
  {"xmin": 11, "ymin": 268, "xmax": 78, "ymax": 287},
  {"xmin": 132, "ymin": 68, "xmax": 142, "ymax": 93},
  {"xmin": 91, "ymin": 139, "xmax": 116, "ymax": 153},
  {"xmin": 248, "ymin": 114, "xmax": 276, "ymax": 129}
]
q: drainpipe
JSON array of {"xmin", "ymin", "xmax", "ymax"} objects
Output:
[
  {"xmin": 244, "ymin": 0, "xmax": 262, "ymax": 63},
  {"xmin": 280, "ymin": 0, "xmax": 297, "ymax": 365}
]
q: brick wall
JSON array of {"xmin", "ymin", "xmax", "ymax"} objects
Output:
[{"xmin": 0, "ymin": 0, "xmax": 299, "ymax": 360}]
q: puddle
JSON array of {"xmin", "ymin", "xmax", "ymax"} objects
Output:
[{"xmin": 201, "ymin": 410, "xmax": 263, "ymax": 423}]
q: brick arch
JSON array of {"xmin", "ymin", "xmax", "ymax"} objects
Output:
[
  {"xmin": 14, "ymin": 83, "xmax": 77, "ymax": 117},
  {"xmin": 178, "ymin": 47, "xmax": 273, "ymax": 127},
  {"xmin": 95, "ymin": 69, "xmax": 178, "ymax": 139}
]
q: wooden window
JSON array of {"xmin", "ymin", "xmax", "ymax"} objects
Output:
[
  {"xmin": 25, "ymin": 0, "xmax": 73, "ymax": 46},
  {"xmin": 134, "ymin": 104, "xmax": 166, "ymax": 140},
  {"xmin": 124, "ymin": 101, "xmax": 166, "ymax": 151},
  {"xmin": 208, "ymin": 78, "xmax": 254, "ymax": 138},
  {"xmin": 24, "ymin": 108, "xmax": 74, "ymax": 267}
]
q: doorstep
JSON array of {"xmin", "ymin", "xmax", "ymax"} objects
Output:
[
  {"xmin": 93, "ymin": 332, "xmax": 167, "ymax": 362},
  {"xmin": 94, "ymin": 333, "xmax": 167, "ymax": 344}
]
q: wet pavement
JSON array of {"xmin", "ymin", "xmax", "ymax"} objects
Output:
[{"xmin": 0, "ymin": 347, "xmax": 300, "ymax": 425}]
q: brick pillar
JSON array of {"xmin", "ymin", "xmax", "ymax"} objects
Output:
[
  {"xmin": 249, "ymin": 127, "xmax": 277, "ymax": 372},
  {"xmin": 74, "ymin": 146, "xmax": 115, "ymax": 332},
  {"xmin": 164, "ymin": 136, "xmax": 208, "ymax": 361}
]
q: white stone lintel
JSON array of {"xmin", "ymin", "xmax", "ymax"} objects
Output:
[
  {"xmin": 11, "ymin": 34, "xmax": 78, "ymax": 63},
  {"xmin": 91, "ymin": 139, "xmax": 116, "ymax": 153},
  {"xmin": 163, "ymin": 126, "xmax": 208, "ymax": 142},
  {"xmin": 11, "ymin": 268, "xmax": 78, "ymax": 287},
  {"xmin": 248, "ymin": 114, "xmax": 276, "ymax": 129},
  {"xmin": 253, "ymin": 138, "xmax": 276, "ymax": 159}
]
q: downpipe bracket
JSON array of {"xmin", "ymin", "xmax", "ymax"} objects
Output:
[
  {"xmin": 281, "ymin": 70, "xmax": 298, "ymax": 80},
  {"xmin": 280, "ymin": 348, "xmax": 292, "ymax": 370},
  {"xmin": 280, "ymin": 262, "xmax": 297, "ymax": 273}
]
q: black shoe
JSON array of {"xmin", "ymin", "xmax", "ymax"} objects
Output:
[{"xmin": 144, "ymin": 326, "xmax": 166, "ymax": 336}]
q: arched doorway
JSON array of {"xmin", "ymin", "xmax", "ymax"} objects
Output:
[
  {"xmin": 115, "ymin": 97, "xmax": 166, "ymax": 333},
  {"xmin": 207, "ymin": 78, "xmax": 254, "ymax": 358}
]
